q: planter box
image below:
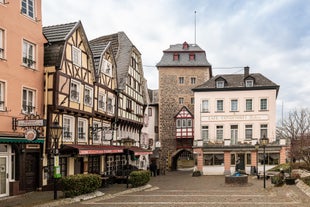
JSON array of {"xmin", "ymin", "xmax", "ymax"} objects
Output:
[
  {"xmin": 285, "ymin": 178, "xmax": 296, "ymax": 185},
  {"xmin": 225, "ymin": 175, "xmax": 248, "ymax": 185}
]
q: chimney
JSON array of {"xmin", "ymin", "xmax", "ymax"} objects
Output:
[{"xmin": 244, "ymin": 66, "xmax": 250, "ymax": 77}]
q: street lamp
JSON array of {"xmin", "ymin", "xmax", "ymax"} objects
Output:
[
  {"xmin": 254, "ymin": 142, "xmax": 259, "ymax": 176},
  {"xmin": 122, "ymin": 137, "xmax": 134, "ymax": 188},
  {"xmin": 260, "ymin": 135, "xmax": 269, "ymax": 189},
  {"xmin": 50, "ymin": 121, "xmax": 63, "ymax": 200}
]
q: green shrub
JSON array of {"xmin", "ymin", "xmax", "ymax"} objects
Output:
[
  {"xmin": 128, "ymin": 170, "xmax": 150, "ymax": 188},
  {"xmin": 301, "ymin": 176, "xmax": 310, "ymax": 186},
  {"xmin": 192, "ymin": 171, "xmax": 201, "ymax": 177},
  {"xmin": 271, "ymin": 175, "xmax": 284, "ymax": 186},
  {"xmin": 60, "ymin": 174, "xmax": 102, "ymax": 198},
  {"xmin": 268, "ymin": 163, "xmax": 291, "ymax": 172}
]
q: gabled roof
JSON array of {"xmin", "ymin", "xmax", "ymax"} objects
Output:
[
  {"xmin": 156, "ymin": 42, "xmax": 211, "ymax": 67},
  {"xmin": 193, "ymin": 72, "xmax": 280, "ymax": 96},
  {"xmin": 43, "ymin": 21, "xmax": 94, "ymax": 71},
  {"xmin": 90, "ymin": 32, "xmax": 138, "ymax": 90},
  {"xmin": 174, "ymin": 106, "xmax": 194, "ymax": 119}
]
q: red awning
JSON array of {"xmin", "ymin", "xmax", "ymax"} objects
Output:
[
  {"xmin": 129, "ymin": 146, "xmax": 153, "ymax": 156},
  {"xmin": 61, "ymin": 144, "xmax": 124, "ymax": 155}
]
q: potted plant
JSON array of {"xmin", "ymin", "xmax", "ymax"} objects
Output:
[
  {"xmin": 285, "ymin": 171, "xmax": 300, "ymax": 185},
  {"xmin": 192, "ymin": 170, "xmax": 202, "ymax": 177},
  {"xmin": 271, "ymin": 174, "xmax": 284, "ymax": 187}
]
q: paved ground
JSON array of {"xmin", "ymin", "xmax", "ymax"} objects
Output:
[{"xmin": 1, "ymin": 171, "xmax": 310, "ymax": 207}]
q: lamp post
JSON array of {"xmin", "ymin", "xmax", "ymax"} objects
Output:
[
  {"xmin": 255, "ymin": 142, "xmax": 259, "ymax": 176},
  {"xmin": 50, "ymin": 121, "xmax": 63, "ymax": 200},
  {"xmin": 122, "ymin": 137, "xmax": 133, "ymax": 188},
  {"xmin": 260, "ymin": 135, "xmax": 269, "ymax": 189}
]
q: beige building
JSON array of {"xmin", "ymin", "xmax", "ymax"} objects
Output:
[
  {"xmin": 0, "ymin": 0, "xmax": 46, "ymax": 196},
  {"xmin": 193, "ymin": 67, "xmax": 286, "ymax": 175},
  {"xmin": 157, "ymin": 42, "xmax": 212, "ymax": 171}
]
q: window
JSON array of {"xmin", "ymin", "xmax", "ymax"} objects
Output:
[
  {"xmin": 189, "ymin": 53, "xmax": 195, "ymax": 60},
  {"xmin": 0, "ymin": 29, "xmax": 4, "ymax": 59},
  {"xmin": 179, "ymin": 97, "xmax": 184, "ymax": 104},
  {"xmin": 78, "ymin": 118, "xmax": 87, "ymax": 141},
  {"xmin": 173, "ymin": 53, "xmax": 179, "ymax": 61},
  {"xmin": 176, "ymin": 119, "xmax": 192, "ymax": 128},
  {"xmin": 201, "ymin": 100, "xmax": 209, "ymax": 112},
  {"xmin": 84, "ymin": 86, "xmax": 93, "ymax": 106},
  {"xmin": 0, "ymin": 0, "xmax": 4, "ymax": 4},
  {"xmin": 204, "ymin": 154, "xmax": 224, "ymax": 166},
  {"xmin": 260, "ymin": 98, "xmax": 268, "ymax": 110},
  {"xmin": 258, "ymin": 153, "xmax": 279, "ymax": 165},
  {"xmin": 0, "ymin": 81, "xmax": 5, "ymax": 111},
  {"xmin": 190, "ymin": 77, "xmax": 196, "ymax": 84},
  {"xmin": 72, "ymin": 46, "xmax": 81, "ymax": 66},
  {"xmin": 21, "ymin": 0, "xmax": 35, "ymax": 18},
  {"xmin": 107, "ymin": 97, "xmax": 114, "ymax": 113},
  {"xmin": 246, "ymin": 99, "xmax": 253, "ymax": 111},
  {"xmin": 191, "ymin": 97, "xmax": 195, "ymax": 105},
  {"xmin": 88, "ymin": 156, "xmax": 100, "ymax": 174},
  {"xmin": 245, "ymin": 80, "xmax": 253, "ymax": 87},
  {"xmin": 260, "ymin": 124, "xmax": 268, "ymax": 138},
  {"xmin": 230, "ymin": 125, "xmax": 238, "ymax": 144},
  {"xmin": 216, "ymin": 80, "xmax": 224, "ymax": 88},
  {"xmin": 245, "ymin": 125, "xmax": 252, "ymax": 140},
  {"xmin": 216, "ymin": 100, "xmax": 224, "ymax": 111},
  {"xmin": 101, "ymin": 59, "xmax": 112, "ymax": 76},
  {"xmin": 216, "ymin": 126, "xmax": 223, "ymax": 140},
  {"xmin": 63, "ymin": 115, "xmax": 74, "ymax": 141},
  {"xmin": 176, "ymin": 119, "xmax": 181, "ymax": 128},
  {"xmin": 98, "ymin": 92, "xmax": 106, "ymax": 111},
  {"xmin": 148, "ymin": 107, "xmax": 152, "ymax": 116},
  {"xmin": 22, "ymin": 88, "xmax": 35, "ymax": 114},
  {"xmin": 22, "ymin": 40, "xmax": 36, "ymax": 69},
  {"xmin": 126, "ymin": 99, "xmax": 133, "ymax": 112},
  {"xmin": 70, "ymin": 80, "xmax": 80, "ymax": 102},
  {"xmin": 246, "ymin": 153, "xmax": 251, "ymax": 165},
  {"xmin": 231, "ymin": 99, "xmax": 238, "ymax": 111},
  {"xmin": 92, "ymin": 121, "xmax": 102, "ymax": 143},
  {"xmin": 179, "ymin": 77, "xmax": 184, "ymax": 84},
  {"xmin": 202, "ymin": 126, "xmax": 209, "ymax": 142}
]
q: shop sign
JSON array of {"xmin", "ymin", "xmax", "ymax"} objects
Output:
[
  {"xmin": 25, "ymin": 129, "xmax": 37, "ymax": 141},
  {"xmin": 17, "ymin": 119, "xmax": 46, "ymax": 127}
]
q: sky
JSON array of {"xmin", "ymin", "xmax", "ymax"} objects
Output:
[{"xmin": 42, "ymin": 0, "xmax": 310, "ymax": 123}]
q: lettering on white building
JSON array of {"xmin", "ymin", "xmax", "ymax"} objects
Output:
[{"xmin": 201, "ymin": 114, "xmax": 269, "ymax": 122}]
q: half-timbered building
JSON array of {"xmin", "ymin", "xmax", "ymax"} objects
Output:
[{"xmin": 90, "ymin": 32, "xmax": 152, "ymax": 171}]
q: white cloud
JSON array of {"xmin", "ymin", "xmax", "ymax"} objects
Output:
[{"xmin": 43, "ymin": 0, "xmax": 310, "ymax": 119}]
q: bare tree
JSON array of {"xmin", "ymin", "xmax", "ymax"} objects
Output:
[{"xmin": 277, "ymin": 108, "xmax": 310, "ymax": 169}]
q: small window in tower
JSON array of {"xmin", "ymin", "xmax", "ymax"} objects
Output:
[
  {"xmin": 189, "ymin": 53, "xmax": 195, "ymax": 60},
  {"xmin": 173, "ymin": 53, "xmax": 179, "ymax": 61}
]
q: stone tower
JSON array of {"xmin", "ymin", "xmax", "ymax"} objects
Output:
[{"xmin": 156, "ymin": 42, "xmax": 212, "ymax": 171}]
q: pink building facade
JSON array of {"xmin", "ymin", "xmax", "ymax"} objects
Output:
[
  {"xmin": 0, "ymin": 0, "xmax": 46, "ymax": 196},
  {"xmin": 193, "ymin": 67, "xmax": 286, "ymax": 175}
]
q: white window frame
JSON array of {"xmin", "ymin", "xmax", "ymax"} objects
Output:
[
  {"xmin": 245, "ymin": 79, "xmax": 254, "ymax": 87},
  {"xmin": 0, "ymin": 81, "xmax": 5, "ymax": 111},
  {"xmin": 230, "ymin": 125, "xmax": 238, "ymax": 145},
  {"xmin": 63, "ymin": 115, "xmax": 74, "ymax": 142},
  {"xmin": 107, "ymin": 96, "xmax": 114, "ymax": 113},
  {"xmin": 179, "ymin": 97, "xmax": 184, "ymax": 104},
  {"xmin": 245, "ymin": 125, "xmax": 252, "ymax": 140},
  {"xmin": 216, "ymin": 80, "xmax": 224, "ymax": 88},
  {"xmin": 216, "ymin": 125, "xmax": 223, "ymax": 140},
  {"xmin": 202, "ymin": 126, "xmax": 209, "ymax": 142},
  {"xmin": 246, "ymin": 99, "xmax": 253, "ymax": 111},
  {"xmin": 179, "ymin": 77, "xmax": 184, "ymax": 84},
  {"xmin": 22, "ymin": 40, "xmax": 36, "ymax": 69},
  {"xmin": 84, "ymin": 86, "xmax": 93, "ymax": 106},
  {"xmin": 98, "ymin": 92, "xmax": 106, "ymax": 111},
  {"xmin": 21, "ymin": 0, "xmax": 35, "ymax": 19},
  {"xmin": 176, "ymin": 119, "xmax": 182, "ymax": 128},
  {"xmin": 78, "ymin": 118, "xmax": 87, "ymax": 142},
  {"xmin": 70, "ymin": 80, "xmax": 80, "ymax": 102},
  {"xmin": 72, "ymin": 46, "xmax": 81, "ymax": 67},
  {"xmin": 101, "ymin": 59, "xmax": 112, "ymax": 76},
  {"xmin": 260, "ymin": 124, "xmax": 268, "ymax": 138},
  {"xmin": 231, "ymin": 99, "xmax": 238, "ymax": 111},
  {"xmin": 260, "ymin": 98, "xmax": 268, "ymax": 111},
  {"xmin": 201, "ymin": 100, "xmax": 209, "ymax": 112},
  {"xmin": 216, "ymin": 99, "xmax": 224, "ymax": 111},
  {"xmin": 191, "ymin": 77, "xmax": 196, "ymax": 84},
  {"xmin": 0, "ymin": 29, "xmax": 4, "ymax": 59},
  {"xmin": 92, "ymin": 121, "xmax": 102, "ymax": 143},
  {"xmin": 22, "ymin": 87, "xmax": 35, "ymax": 114}
]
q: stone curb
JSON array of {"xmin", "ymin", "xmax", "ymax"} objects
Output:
[
  {"xmin": 296, "ymin": 179, "xmax": 310, "ymax": 197},
  {"xmin": 33, "ymin": 184, "xmax": 153, "ymax": 207}
]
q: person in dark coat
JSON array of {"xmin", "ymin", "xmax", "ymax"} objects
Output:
[{"xmin": 150, "ymin": 162, "xmax": 157, "ymax": 177}]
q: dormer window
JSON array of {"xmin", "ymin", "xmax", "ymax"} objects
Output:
[
  {"xmin": 182, "ymin": 41, "xmax": 189, "ymax": 49},
  {"xmin": 216, "ymin": 80, "xmax": 224, "ymax": 88},
  {"xmin": 245, "ymin": 79, "xmax": 254, "ymax": 87},
  {"xmin": 173, "ymin": 53, "xmax": 179, "ymax": 61}
]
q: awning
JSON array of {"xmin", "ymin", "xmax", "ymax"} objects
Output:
[
  {"xmin": 0, "ymin": 137, "xmax": 44, "ymax": 144},
  {"xmin": 129, "ymin": 146, "xmax": 153, "ymax": 156},
  {"xmin": 61, "ymin": 144, "xmax": 124, "ymax": 155}
]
